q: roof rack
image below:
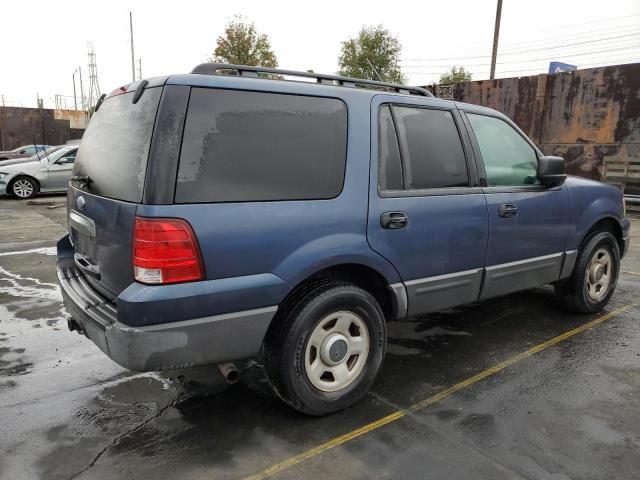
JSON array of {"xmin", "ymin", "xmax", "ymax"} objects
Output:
[{"xmin": 190, "ymin": 63, "xmax": 434, "ymax": 97}]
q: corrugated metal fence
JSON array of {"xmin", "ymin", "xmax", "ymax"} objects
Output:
[{"xmin": 436, "ymin": 62, "xmax": 640, "ymax": 198}]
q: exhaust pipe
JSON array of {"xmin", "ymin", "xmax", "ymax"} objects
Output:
[{"xmin": 217, "ymin": 362, "xmax": 240, "ymax": 384}]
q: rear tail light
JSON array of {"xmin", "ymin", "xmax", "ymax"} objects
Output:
[{"xmin": 133, "ymin": 217, "xmax": 204, "ymax": 285}]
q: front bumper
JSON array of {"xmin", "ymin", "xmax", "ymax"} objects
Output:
[
  {"xmin": 57, "ymin": 260, "xmax": 277, "ymax": 371},
  {"xmin": 0, "ymin": 177, "xmax": 10, "ymax": 195}
]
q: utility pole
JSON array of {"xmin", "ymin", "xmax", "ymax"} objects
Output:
[
  {"xmin": 72, "ymin": 71, "xmax": 78, "ymax": 110},
  {"xmin": 129, "ymin": 11, "xmax": 136, "ymax": 82},
  {"xmin": 78, "ymin": 66, "xmax": 85, "ymax": 111},
  {"xmin": 489, "ymin": 0, "xmax": 503, "ymax": 80}
]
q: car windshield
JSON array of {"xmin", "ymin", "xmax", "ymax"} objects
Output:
[{"xmin": 28, "ymin": 146, "xmax": 63, "ymax": 161}]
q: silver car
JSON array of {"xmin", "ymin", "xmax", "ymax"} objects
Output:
[{"xmin": 0, "ymin": 146, "xmax": 78, "ymax": 199}]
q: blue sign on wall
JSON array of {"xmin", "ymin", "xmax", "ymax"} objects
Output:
[{"xmin": 549, "ymin": 62, "xmax": 578, "ymax": 74}]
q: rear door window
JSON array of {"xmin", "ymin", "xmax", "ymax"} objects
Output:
[
  {"xmin": 73, "ymin": 87, "xmax": 162, "ymax": 202},
  {"xmin": 175, "ymin": 88, "xmax": 347, "ymax": 203},
  {"xmin": 391, "ymin": 106, "xmax": 468, "ymax": 190}
]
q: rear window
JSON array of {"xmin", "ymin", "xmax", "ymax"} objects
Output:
[
  {"xmin": 175, "ymin": 88, "xmax": 347, "ymax": 203},
  {"xmin": 73, "ymin": 87, "xmax": 161, "ymax": 203}
]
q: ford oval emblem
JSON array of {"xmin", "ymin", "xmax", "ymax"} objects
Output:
[{"xmin": 76, "ymin": 196, "xmax": 86, "ymax": 210}]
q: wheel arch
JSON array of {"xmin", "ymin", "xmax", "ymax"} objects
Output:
[
  {"xmin": 581, "ymin": 216, "xmax": 624, "ymax": 254},
  {"xmin": 8, "ymin": 174, "xmax": 40, "ymax": 197},
  {"xmin": 274, "ymin": 262, "xmax": 405, "ymax": 326}
]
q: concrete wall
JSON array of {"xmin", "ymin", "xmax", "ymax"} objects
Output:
[
  {"xmin": 442, "ymin": 63, "xmax": 640, "ymax": 187},
  {"xmin": 0, "ymin": 107, "xmax": 85, "ymax": 150}
]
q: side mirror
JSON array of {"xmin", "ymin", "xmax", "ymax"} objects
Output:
[{"xmin": 537, "ymin": 156, "xmax": 566, "ymax": 187}]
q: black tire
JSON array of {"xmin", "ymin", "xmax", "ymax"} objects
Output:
[
  {"xmin": 555, "ymin": 231, "xmax": 620, "ymax": 314},
  {"xmin": 264, "ymin": 280, "xmax": 386, "ymax": 416},
  {"xmin": 9, "ymin": 176, "xmax": 39, "ymax": 199}
]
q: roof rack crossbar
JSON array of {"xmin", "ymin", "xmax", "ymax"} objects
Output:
[{"xmin": 191, "ymin": 63, "xmax": 434, "ymax": 97}]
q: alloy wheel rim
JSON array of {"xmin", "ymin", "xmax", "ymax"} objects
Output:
[
  {"xmin": 13, "ymin": 179, "xmax": 34, "ymax": 198},
  {"xmin": 304, "ymin": 311, "xmax": 370, "ymax": 392},
  {"xmin": 586, "ymin": 247, "xmax": 612, "ymax": 302}
]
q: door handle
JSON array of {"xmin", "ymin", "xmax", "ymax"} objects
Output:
[
  {"xmin": 381, "ymin": 211, "xmax": 408, "ymax": 229},
  {"xmin": 498, "ymin": 204, "xmax": 518, "ymax": 218}
]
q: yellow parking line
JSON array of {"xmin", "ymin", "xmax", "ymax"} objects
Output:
[
  {"xmin": 621, "ymin": 270, "xmax": 640, "ymax": 277},
  {"xmin": 243, "ymin": 302, "xmax": 636, "ymax": 480}
]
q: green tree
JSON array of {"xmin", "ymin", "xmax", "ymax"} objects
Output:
[
  {"xmin": 338, "ymin": 26, "xmax": 406, "ymax": 84},
  {"xmin": 439, "ymin": 66, "xmax": 472, "ymax": 84},
  {"xmin": 212, "ymin": 16, "xmax": 277, "ymax": 67}
]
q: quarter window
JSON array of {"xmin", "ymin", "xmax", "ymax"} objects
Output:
[
  {"xmin": 467, "ymin": 113, "xmax": 538, "ymax": 187},
  {"xmin": 378, "ymin": 106, "xmax": 403, "ymax": 191},
  {"xmin": 176, "ymin": 88, "xmax": 347, "ymax": 203},
  {"xmin": 391, "ymin": 106, "xmax": 468, "ymax": 190}
]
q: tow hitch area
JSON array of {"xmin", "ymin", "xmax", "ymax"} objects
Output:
[{"xmin": 67, "ymin": 318, "xmax": 84, "ymax": 335}]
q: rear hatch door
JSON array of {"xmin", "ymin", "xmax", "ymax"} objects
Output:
[{"xmin": 68, "ymin": 85, "xmax": 163, "ymax": 297}]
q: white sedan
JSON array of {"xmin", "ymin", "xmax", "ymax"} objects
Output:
[{"xmin": 0, "ymin": 145, "xmax": 78, "ymax": 199}]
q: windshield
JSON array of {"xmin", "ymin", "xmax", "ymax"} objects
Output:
[{"xmin": 29, "ymin": 146, "xmax": 63, "ymax": 161}]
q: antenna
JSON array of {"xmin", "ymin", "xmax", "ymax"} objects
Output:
[
  {"xmin": 130, "ymin": 12, "xmax": 136, "ymax": 82},
  {"xmin": 137, "ymin": 58, "xmax": 142, "ymax": 81},
  {"xmin": 87, "ymin": 43, "xmax": 102, "ymax": 114}
]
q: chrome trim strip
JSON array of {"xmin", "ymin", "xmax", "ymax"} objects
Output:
[
  {"xmin": 405, "ymin": 268, "xmax": 484, "ymax": 316},
  {"xmin": 405, "ymin": 268, "xmax": 483, "ymax": 288},
  {"xmin": 485, "ymin": 252, "xmax": 563, "ymax": 272},
  {"xmin": 481, "ymin": 252, "xmax": 564, "ymax": 300}
]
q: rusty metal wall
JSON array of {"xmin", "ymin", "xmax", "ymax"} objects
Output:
[
  {"xmin": 0, "ymin": 107, "xmax": 85, "ymax": 150},
  {"xmin": 448, "ymin": 63, "xmax": 640, "ymax": 185}
]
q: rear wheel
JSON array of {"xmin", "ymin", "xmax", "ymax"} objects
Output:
[
  {"xmin": 264, "ymin": 281, "xmax": 386, "ymax": 415},
  {"xmin": 555, "ymin": 231, "xmax": 620, "ymax": 313},
  {"xmin": 10, "ymin": 176, "xmax": 38, "ymax": 199}
]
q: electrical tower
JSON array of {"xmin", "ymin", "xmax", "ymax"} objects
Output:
[{"xmin": 87, "ymin": 43, "xmax": 101, "ymax": 112}]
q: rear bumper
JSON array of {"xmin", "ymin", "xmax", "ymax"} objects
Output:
[{"xmin": 57, "ymin": 260, "xmax": 277, "ymax": 371}]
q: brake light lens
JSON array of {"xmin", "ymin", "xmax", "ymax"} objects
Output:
[{"xmin": 133, "ymin": 217, "xmax": 204, "ymax": 284}]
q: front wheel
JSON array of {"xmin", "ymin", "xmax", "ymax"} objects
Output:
[
  {"xmin": 264, "ymin": 281, "xmax": 386, "ymax": 416},
  {"xmin": 10, "ymin": 176, "xmax": 39, "ymax": 199},
  {"xmin": 555, "ymin": 231, "xmax": 620, "ymax": 313}
]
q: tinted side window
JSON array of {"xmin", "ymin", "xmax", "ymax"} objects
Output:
[
  {"xmin": 467, "ymin": 113, "xmax": 538, "ymax": 186},
  {"xmin": 378, "ymin": 106, "xmax": 403, "ymax": 190},
  {"xmin": 392, "ymin": 106, "xmax": 468, "ymax": 189},
  {"xmin": 176, "ymin": 88, "xmax": 347, "ymax": 203}
]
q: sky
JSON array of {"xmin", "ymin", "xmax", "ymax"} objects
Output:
[{"xmin": 1, "ymin": 0, "xmax": 639, "ymax": 108}]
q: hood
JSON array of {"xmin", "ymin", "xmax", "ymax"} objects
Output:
[
  {"xmin": 0, "ymin": 160, "xmax": 42, "ymax": 175},
  {"xmin": 0, "ymin": 157, "xmax": 38, "ymax": 167},
  {"xmin": 565, "ymin": 175, "xmax": 619, "ymax": 192}
]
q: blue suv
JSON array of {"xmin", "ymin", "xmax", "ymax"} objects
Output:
[{"xmin": 58, "ymin": 64, "xmax": 630, "ymax": 415}]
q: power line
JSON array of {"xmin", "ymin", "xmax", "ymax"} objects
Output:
[
  {"xmin": 406, "ymin": 12, "xmax": 640, "ymax": 56},
  {"xmin": 402, "ymin": 23, "xmax": 640, "ymax": 62},
  {"xmin": 401, "ymin": 32, "xmax": 640, "ymax": 63},
  {"xmin": 402, "ymin": 42, "xmax": 640, "ymax": 68}
]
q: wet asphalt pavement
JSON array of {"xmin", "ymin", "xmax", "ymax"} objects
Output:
[{"xmin": 0, "ymin": 195, "xmax": 639, "ymax": 480}]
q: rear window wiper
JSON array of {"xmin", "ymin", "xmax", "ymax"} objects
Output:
[{"xmin": 70, "ymin": 175, "xmax": 92, "ymax": 190}]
